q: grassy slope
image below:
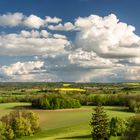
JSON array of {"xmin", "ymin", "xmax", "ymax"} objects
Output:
[{"xmin": 0, "ymin": 103, "xmax": 134, "ymax": 140}]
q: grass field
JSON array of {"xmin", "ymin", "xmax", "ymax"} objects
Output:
[{"xmin": 0, "ymin": 103, "xmax": 135, "ymax": 140}]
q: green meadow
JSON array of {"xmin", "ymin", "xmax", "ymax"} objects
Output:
[{"xmin": 0, "ymin": 102, "xmax": 135, "ymax": 140}]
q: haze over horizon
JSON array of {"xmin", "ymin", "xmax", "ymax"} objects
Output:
[{"xmin": 0, "ymin": 0, "xmax": 140, "ymax": 82}]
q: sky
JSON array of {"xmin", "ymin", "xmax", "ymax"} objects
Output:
[{"xmin": 0, "ymin": 0, "xmax": 140, "ymax": 82}]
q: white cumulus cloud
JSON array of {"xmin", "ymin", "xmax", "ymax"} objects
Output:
[
  {"xmin": 48, "ymin": 22, "xmax": 75, "ymax": 31},
  {"xmin": 1, "ymin": 61, "xmax": 44, "ymax": 76},
  {"xmin": 0, "ymin": 13, "xmax": 62, "ymax": 29},
  {"xmin": 0, "ymin": 30, "xmax": 70, "ymax": 56},
  {"xmin": 45, "ymin": 16, "xmax": 62, "ymax": 24},
  {"xmin": 75, "ymin": 14, "xmax": 140, "ymax": 58},
  {"xmin": 0, "ymin": 12, "xmax": 24, "ymax": 27},
  {"xmin": 23, "ymin": 14, "xmax": 44, "ymax": 29}
]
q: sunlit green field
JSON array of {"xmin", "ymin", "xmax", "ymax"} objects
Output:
[
  {"xmin": 0, "ymin": 103, "xmax": 135, "ymax": 140},
  {"xmin": 122, "ymin": 82, "xmax": 140, "ymax": 86}
]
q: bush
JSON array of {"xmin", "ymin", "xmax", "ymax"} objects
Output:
[
  {"xmin": 0, "ymin": 110, "xmax": 40, "ymax": 139},
  {"xmin": 13, "ymin": 117, "xmax": 32, "ymax": 138},
  {"xmin": 110, "ymin": 117, "xmax": 127, "ymax": 136},
  {"xmin": 3, "ymin": 125, "xmax": 14, "ymax": 140},
  {"xmin": 0, "ymin": 95, "xmax": 32, "ymax": 104},
  {"xmin": 121, "ymin": 115, "xmax": 140, "ymax": 140},
  {"xmin": 128, "ymin": 100, "xmax": 140, "ymax": 113},
  {"xmin": 0, "ymin": 121, "xmax": 6, "ymax": 140}
]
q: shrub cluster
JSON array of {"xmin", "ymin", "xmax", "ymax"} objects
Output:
[
  {"xmin": 0, "ymin": 110, "xmax": 40, "ymax": 140},
  {"xmin": 32, "ymin": 94, "xmax": 81, "ymax": 109},
  {"xmin": 128, "ymin": 100, "xmax": 140, "ymax": 113},
  {"xmin": 0, "ymin": 95, "xmax": 32, "ymax": 103},
  {"xmin": 121, "ymin": 115, "xmax": 140, "ymax": 140},
  {"xmin": 110, "ymin": 117, "xmax": 127, "ymax": 136}
]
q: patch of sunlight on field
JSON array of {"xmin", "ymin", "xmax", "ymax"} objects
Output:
[
  {"xmin": 123, "ymin": 82, "xmax": 140, "ymax": 86},
  {"xmin": 55, "ymin": 88, "xmax": 86, "ymax": 92},
  {"xmin": 63, "ymin": 84, "xmax": 71, "ymax": 87}
]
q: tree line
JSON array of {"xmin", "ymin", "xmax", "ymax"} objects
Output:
[{"xmin": 0, "ymin": 93, "xmax": 140, "ymax": 112}]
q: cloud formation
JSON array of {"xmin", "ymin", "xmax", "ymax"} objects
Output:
[
  {"xmin": 48, "ymin": 22, "xmax": 75, "ymax": 31},
  {"xmin": 0, "ymin": 12, "xmax": 24, "ymax": 27},
  {"xmin": 68, "ymin": 49, "xmax": 120, "ymax": 68},
  {"xmin": 45, "ymin": 16, "xmax": 62, "ymax": 24},
  {"xmin": 0, "ymin": 13, "xmax": 140, "ymax": 82},
  {"xmin": 23, "ymin": 15, "xmax": 44, "ymax": 29},
  {"xmin": 0, "ymin": 61, "xmax": 46, "ymax": 81},
  {"xmin": 0, "ymin": 13, "xmax": 62, "ymax": 28},
  {"xmin": 0, "ymin": 30, "xmax": 70, "ymax": 56},
  {"xmin": 75, "ymin": 14, "xmax": 140, "ymax": 58},
  {"xmin": 1, "ymin": 61, "xmax": 44, "ymax": 76}
]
